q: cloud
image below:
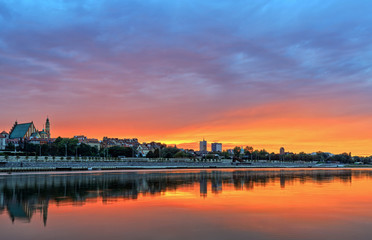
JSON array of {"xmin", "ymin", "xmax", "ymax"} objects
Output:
[{"xmin": 1, "ymin": 0, "xmax": 372, "ymax": 154}]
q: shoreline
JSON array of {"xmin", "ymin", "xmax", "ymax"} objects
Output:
[{"xmin": 1, "ymin": 161, "xmax": 370, "ymax": 173}]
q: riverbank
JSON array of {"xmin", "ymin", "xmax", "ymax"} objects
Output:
[{"xmin": 0, "ymin": 159, "xmax": 365, "ymax": 172}]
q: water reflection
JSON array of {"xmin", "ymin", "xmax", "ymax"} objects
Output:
[{"xmin": 0, "ymin": 168, "xmax": 367, "ymax": 226}]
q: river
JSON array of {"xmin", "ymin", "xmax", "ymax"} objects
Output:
[{"xmin": 0, "ymin": 168, "xmax": 371, "ymax": 240}]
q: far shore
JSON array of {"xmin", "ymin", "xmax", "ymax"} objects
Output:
[{"xmin": 0, "ymin": 156, "xmax": 370, "ymax": 173}]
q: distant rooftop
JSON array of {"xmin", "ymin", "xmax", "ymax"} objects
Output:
[{"xmin": 9, "ymin": 122, "xmax": 32, "ymax": 139}]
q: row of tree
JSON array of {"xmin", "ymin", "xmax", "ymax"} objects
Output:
[
  {"xmin": 3, "ymin": 138, "xmax": 185, "ymax": 159},
  {"xmin": 5, "ymin": 137, "xmax": 101, "ymax": 157},
  {"xmin": 228, "ymin": 146, "xmax": 371, "ymax": 164},
  {"xmin": 2, "ymin": 139, "xmax": 371, "ymax": 163}
]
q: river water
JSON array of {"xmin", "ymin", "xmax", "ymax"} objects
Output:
[{"xmin": 1, "ymin": 168, "xmax": 372, "ymax": 240}]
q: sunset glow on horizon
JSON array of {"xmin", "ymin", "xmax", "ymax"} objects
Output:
[{"xmin": 1, "ymin": 1, "xmax": 372, "ymax": 155}]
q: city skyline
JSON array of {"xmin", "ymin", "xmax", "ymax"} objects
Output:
[
  {"xmin": 1, "ymin": 1, "xmax": 372, "ymax": 155},
  {"xmin": 0, "ymin": 117, "xmax": 362, "ymax": 155}
]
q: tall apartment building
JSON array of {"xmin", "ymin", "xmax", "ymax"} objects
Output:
[
  {"xmin": 211, "ymin": 143, "xmax": 222, "ymax": 152},
  {"xmin": 199, "ymin": 139, "xmax": 207, "ymax": 152}
]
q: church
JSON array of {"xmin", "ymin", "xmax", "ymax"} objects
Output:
[{"xmin": 9, "ymin": 118, "xmax": 51, "ymax": 140}]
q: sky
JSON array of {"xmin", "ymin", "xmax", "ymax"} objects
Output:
[{"xmin": 0, "ymin": 0, "xmax": 372, "ymax": 155}]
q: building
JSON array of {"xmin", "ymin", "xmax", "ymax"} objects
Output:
[
  {"xmin": 74, "ymin": 135, "xmax": 87, "ymax": 143},
  {"xmin": 102, "ymin": 137, "xmax": 139, "ymax": 148},
  {"xmin": 211, "ymin": 143, "xmax": 222, "ymax": 152},
  {"xmin": 28, "ymin": 138, "xmax": 50, "ymax": 145},
  {"xmin": 137, "ymin": 144, "xmax": 151, "ymax": 157},
  {"xmin": 45, "ymin": 117, "xmax": 50, "ymax": 138},
  {"xmin": 85, "ymin": 139, "xmax": 101, "ymax": 150},
  {"xmin": 9, "ymin": 121, "xmax": 38, "ymax": 140},
  {"xmin": 280, "ymin": 147, "xmax": 285, "ymax": 155},
  {"xmin": 9, "ymin": 118, "xmax": 51, "ymax": 140},
  {"xmin": 0, "ymin": 134, "xmax": 5, "ymax": 150},
  {"xmin": 0, "ymin": 131, "xmax": 9, "ymax": 150},
  {"xmin": 73, "ymin": 135, "xmax": 101, "ymax": 150},
  {"xmin": 1, "ymin": 131, "xmax": 9, "ymax": 139},
  {"xmin": 199, "ymin": 139, "xmax": 207, "ymax": 152}
]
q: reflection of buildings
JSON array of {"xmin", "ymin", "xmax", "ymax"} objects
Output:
[
  {"xmin": 280, "ymin": 171, "xmax": 286, "ymax": 188},
  {"xmin": 6, "ymin": 199, "xmax": 48, "ymax": 226},
  {"xmin": 211, "ymin": 171, "xmax": 222, "ymax": 194},
  {"xmin": 0, "ymin": 169, "xmax": 361, "ymax": 225},
  {"xmin": 200, "ymin": 172, "xmax": 208, "ymax": 197}
]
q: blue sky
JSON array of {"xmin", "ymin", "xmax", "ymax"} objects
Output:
[{"xmin": 1, "ymin": 0, "xmax": 372, "ymax": 154}]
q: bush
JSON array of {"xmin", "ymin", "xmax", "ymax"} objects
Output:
[{"xmin": 174, "ymin": 151, "xmax": 186, "ymax": 158}]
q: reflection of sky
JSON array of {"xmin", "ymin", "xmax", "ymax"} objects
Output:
[
  {"xmin": 1, "ymin": 169, "xmax": 372, "ymax": 239},
  {"xmin": 1, "ymin": 1, "xmax": 372, "ymax": 154}
]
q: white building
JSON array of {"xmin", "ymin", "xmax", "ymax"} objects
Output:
[
  {"xmin": 211, "ymin": 143, "xmax": 222, "ymax": 152},
  {"xmin": 137, "ymin": 144, "xmax": 151, "ymax": 157},
  {"xmin": 0, "ymin": 131, "xmax": 9, "ymax": 150}
]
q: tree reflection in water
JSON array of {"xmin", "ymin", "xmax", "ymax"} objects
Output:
[{"xmin": 0, "ymin": 169, "xmax": 369, "ymax": 225}]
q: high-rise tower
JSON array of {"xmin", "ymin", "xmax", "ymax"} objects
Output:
[
  {"xmin": 45, "ymin": 117, "xmax": 50, "ymax": 138},
  {"xmin": 199, "ymin": 139, "xmax": 207, "ymax": 152}
]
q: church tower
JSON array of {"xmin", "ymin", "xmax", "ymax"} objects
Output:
[{"xmin": 45, "ymin": 117, "xmax": 50, "ymax": 138}]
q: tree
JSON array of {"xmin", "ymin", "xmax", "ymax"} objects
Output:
[
  {"xmin": 41, "ymin": 144, "xmax": 49, "ymax": 156},
  {"xmin": 244, "ymin": 146, "xmax": 254, "ymax": 155},
  {"xmin": 220, "ymin": 150, "xmax": 231, "ymax": 159},
  {"xmin": 51, "ymin": 137, "xmax": 78, "ymax": 156},
  {"xmin": 160, "ymin": 147, "xmax": 179, "ymax": 158},
  {"xmin": 5, "ymin": 142, "xmax": 15, "ymax": 151},
  {"xmin": 79, "ymin": 143, "xmax": 94, "ymax": 156},
  {"xmin": 233, "ymin": 147, "xmax": 241, "ymax": 158},
  {"xmin": 153, "ymin": 148, "xmax": 160, "ymax": 158},
  {"xmin": 252, "ymin": 150, "xmax": 260, "ymax": 160},
  {"xmin": 205, "ymin": 154, "xmax": 216, "ymax": 160},
  {"xmin": 146, "ymin": 151, "xmax": 155, "ymax": 158},
  {"xmin": 330, "ymin": 153, "xmax": 352, "ymax": 164},
  {"xmin": 174, "ymin": 151, "xmax": 187, "ymax": 158},
  {"xmin": 258, "ymin": 149, "xmax": 269, "ymax": 160},
  {"xmin": 24, "ymin": 143, "xmax": 38, "ymax": 155},
  {"xmin": 108, "ymin": 146, "xmax": 133, "ymax": 157}
]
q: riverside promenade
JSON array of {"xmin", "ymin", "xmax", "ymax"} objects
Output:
[{"xmin": 0, "ymin": 156, "xmax": 346, "ymax": 172}]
